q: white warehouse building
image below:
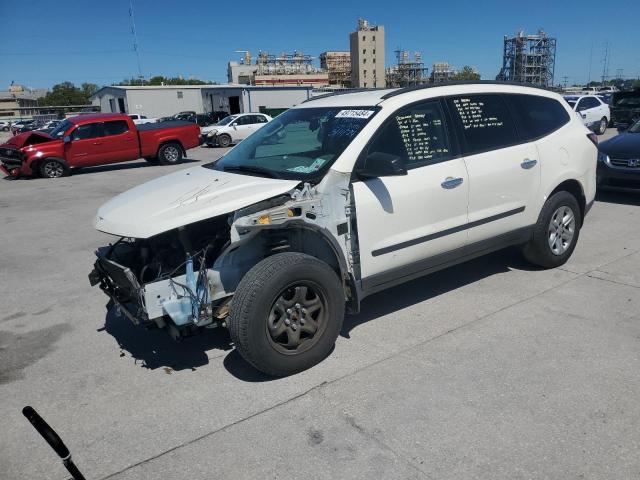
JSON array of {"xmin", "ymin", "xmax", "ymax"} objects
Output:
[{"xmin": 90, "ymin": 84, "xmax": 315, "ymax": 118}]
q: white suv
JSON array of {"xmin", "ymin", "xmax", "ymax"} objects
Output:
[
  {"xmin": 200, "ymin": 113, "xmax": 272, "ymax": 147},
  {"xmin": 564, "ymin": 95, "xmax": 610, "ymax": 134},
  {"xmin": 91, "ymin": 83, "xmax": 597, "ymax": 376}
]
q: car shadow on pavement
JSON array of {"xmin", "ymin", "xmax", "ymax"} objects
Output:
[
  {"xmin": 103, "ymin": 307, "xmax": 232, "ymax": 371},
  {"xmin": 341, "ymin": 247, "xmax": 535, "ymax": 339},
  {"xmin": 72, "ymin": 158, "xmax": 200, "ymax": 176},
  {"xmin": 102, "ymin": 247, "xmax": 534, "ymax": 381},
  {"xmin": 595, "ymin": 190, "xmax": 640, "ymax": 206}
]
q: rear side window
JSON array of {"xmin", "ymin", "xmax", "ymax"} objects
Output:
[
  {"xmin": 577, "ymin": 97, "xmax": 600, "ymax": 110},
  {"xmin": 103, "ymin": 120, "xmax": 129, "ymax": 136},
  {"xmin": 506, "ymin": 94, "xmax": 570, "ymax": 141},
  {"xmin": 366, "ymin": 100, "xmax": 453, "ymax": 168},
  {"xmin": 447, "ymin": 95, "xmax": 518, "ymax": 155}
]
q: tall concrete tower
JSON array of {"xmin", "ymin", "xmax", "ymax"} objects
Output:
[{"xmin": 350, "ymin": 19, "xmax": 385, "ymax": 88}]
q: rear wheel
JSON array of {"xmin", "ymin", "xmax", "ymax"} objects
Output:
[
  {"xmin": 597, "ymin": 117, "xmax": 608, "ymax": 135},
  {"xmin": 522, "ymin": 191, "xmax": 581, "ymax": 268},
  {"xmin": 39, "ymin": 158, "xmax": 69, "ymax": 179},
  {"xmin": 217, "ymin": 134, "xmax": 232, "ymax": 148},
  {"xmin": 157, "ymin": 143, "xmax": 183, "ymax": 165},
  {"xmin": 228, "ymin": 252, "xmax": 345, "ymax": 376}
]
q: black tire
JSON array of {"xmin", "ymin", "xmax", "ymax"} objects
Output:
[
  {"xmin": 157, "ymin": 142, "xmax": 183, "ymax": 165},
  {"xmin": 144, "ymin": 156, "xmax": 159, "ymax": 164},
  {"xmin": 597, "ymin": 117, "xmax": 608, "ymax": 135},
  {"xmin": 39, "ymin": 158, "xmax": 69, "ymax": 178},
  {"xmin": 217, "ymin": 134, "xmax": 232, "ymax": 148},
  {"xmin": 228, "ymin": 252, "xmax": 345, "ymax": 376},
  {"xmin": 522, "ymin": 191, "xmax": 582, "ymax": 268}
]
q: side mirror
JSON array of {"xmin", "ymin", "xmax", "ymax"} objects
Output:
[
  {"xmin": 357, "ymin": 152, "xmax": 407, "ymax": 179},
  {"xmin": 63, "ymin": 135, "xmax": 71, "ymax": 143}
]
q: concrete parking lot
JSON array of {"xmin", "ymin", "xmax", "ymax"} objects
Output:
[{"xmin": 1, "ymin": 129, "xmax": 639, "ymax": 479}]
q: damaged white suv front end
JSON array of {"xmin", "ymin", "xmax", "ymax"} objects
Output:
[{"xmin": 90, "ymin": 104, "xmax": 377, "ymax": 374}]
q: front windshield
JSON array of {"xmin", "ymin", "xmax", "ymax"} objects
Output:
[
  {"xmin": 629, "ymin": 120, "xmax": 640, "ymax": 133},
  {"xmin": 49, "ymin": 119, "xmax": 73, "ymax": 138},
  {"xmin": 216, "ymin": 115, "xmax": 237, "ymax": 126},
  {"xmin": 206, "ymin": 106, "xmax": 379, "ymax": 180}
]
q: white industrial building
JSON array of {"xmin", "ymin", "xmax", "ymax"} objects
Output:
[{"xmin": 90, "ymin": 84, "xmax": 315, "ymax": 118}]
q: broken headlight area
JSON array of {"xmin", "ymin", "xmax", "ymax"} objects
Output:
[{"xmin": 90, "ymin": 215, "xmax": 231, "ymax": 334}]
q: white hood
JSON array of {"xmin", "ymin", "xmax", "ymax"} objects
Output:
[{"xmin": 94, "ymin": 166, "xmax": 300, "ymax": 238}]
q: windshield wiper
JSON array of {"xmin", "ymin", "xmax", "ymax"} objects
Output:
[{"xmin": 222, "ymin": 165, "xmax": 281, "ymax": 179}]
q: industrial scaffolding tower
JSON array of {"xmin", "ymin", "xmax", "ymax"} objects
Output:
[
  {"xmin": 497, "ymin": 30, "xmax": 557, "ymax": 87},
  {"xmin": 386, "ymin": 49, "xmax": 429, "ymax": 88}
]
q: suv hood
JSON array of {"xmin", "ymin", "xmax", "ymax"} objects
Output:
[{"xmin": 95, "ymin": 166, "xmax": 300, "ymax": 238}]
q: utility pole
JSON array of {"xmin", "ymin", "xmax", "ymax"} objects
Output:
[
  {"xmin": 600, "ymin": 41, "xmax": 610, "ymax": 86},
  {"xmin": 587, "ymin": 41, "xmax": 593, "ymax": 85},
  {"xmin": 562, "ymin": 75, "xmax": 569, "ymax": 90},
  {"xmin": 129, "ymin": 0, "xmax": 144, "ymax": 85}
]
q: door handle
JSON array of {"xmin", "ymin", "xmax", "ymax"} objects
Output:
[
  {"xmin": 441, "ymin": 177, "xmax": 464, "ymax": 189},
  {"xmin": 580, "ymin": 113, "xmax": 586, "ymax": 119},
  {"xmin": 521, "ymin": 159, "xmax": 538, "ymax": 169}
]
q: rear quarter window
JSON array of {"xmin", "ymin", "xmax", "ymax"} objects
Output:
[{"xmin": 506, "ymin": 94, "xmax": 570, "ymax": 141}]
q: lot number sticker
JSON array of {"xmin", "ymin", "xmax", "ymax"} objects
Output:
[{"xmin": 335, "ymin": 110, "xmax": 375, "ymax": 119}]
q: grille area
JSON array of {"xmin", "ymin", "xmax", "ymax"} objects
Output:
[{"xmin": 609, "ymin": 158, "xmax": 640, "ymax": 169}]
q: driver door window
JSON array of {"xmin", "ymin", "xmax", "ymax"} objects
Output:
[{"xmin": 352, "ymin": 99, "xmax": 470, "ymax": 283}]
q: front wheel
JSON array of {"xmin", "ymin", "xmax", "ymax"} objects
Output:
[
  {"xmin": 39, "ymin": 158, "xmax": 69, "ymax": 178},
  {"xmin": 228, "ymin": 253, "xmax": 345, "ymax": 376},
  {"xmin": 217, "ymin": 134, "xmax": 232, "ymax": 148},
  {"xmin": 522, "ymin": 191, "xmax": 582, "ymax": 268},
  {"xmin": 157, "ymin": 143, "xmax": 183, "ymax": 165}
]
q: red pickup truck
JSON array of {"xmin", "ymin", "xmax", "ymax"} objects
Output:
[{"xmin": 0, "ymin": 113, "xmax": 200, "ymax": 178}]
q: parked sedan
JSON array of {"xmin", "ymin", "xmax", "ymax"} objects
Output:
[
  {"xmin": 597, "ymin": 119, "xmax": 640, "ymax": 190},
  {"xmin": 200, "ymin": 113, "xmax": 272, "ymax": 147},
  {"xmin": 564, "ymin": 95, "xmax": 610, "ymax": 134}
]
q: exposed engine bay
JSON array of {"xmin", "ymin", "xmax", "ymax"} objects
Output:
[{"xmin": 90, "ymin": 179, "xmax": 356, "ymax": 339}]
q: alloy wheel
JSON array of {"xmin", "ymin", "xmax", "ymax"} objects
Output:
[
  {"xmin": 548, "ymin": 206, "xmax": 576, "ymax": 255},
  {"xmin": 43, "ymin": 161, "xmax": 64, "ymax": 178}
]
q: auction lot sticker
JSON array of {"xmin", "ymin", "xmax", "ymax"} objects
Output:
[{"xmin": 335, "ymin": 110, "xmax": 375, "ymax": 119}]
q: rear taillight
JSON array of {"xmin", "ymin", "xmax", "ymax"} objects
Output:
[{"xmin": 587, "ymin": 132, "xmax": 598, "ymax": 146}]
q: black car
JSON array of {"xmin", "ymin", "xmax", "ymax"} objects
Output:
[
  {"xmin": 597, "ymin": 120, "xmax": 640, "ymax": 190},
  {"xmin": 610, "ymin": 90, "xmax": 640, "ymax": 129}
]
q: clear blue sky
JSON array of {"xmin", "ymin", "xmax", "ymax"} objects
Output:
[{"xmin": 1, "ymin": 0, "xmax": 638, "ymax": 89}]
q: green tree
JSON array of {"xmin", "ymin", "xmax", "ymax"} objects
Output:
[
  {"xmin": 452, "ymin": 66, "xmax": 481, "ymax": 81},
  {"xmin": 81, "ymin": 82, "xmax": 99, "ymax": 98},
  {"xmin": 116, "ymin": 75, "xmax": 215, "ymax": 86},
  {"xmin": 40, "ymin": 82, "xmax": 93, "ymax": 106},
  {"xmin": 633, "ymin": 79, "xmax": 640, "ymax": 90}
]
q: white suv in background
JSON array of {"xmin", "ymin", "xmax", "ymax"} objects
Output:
[
  {"xmin": 91, "ymin": 83, "xmax": 597, "ymax": 376},
  {"xmin": 563, "ymin": 95, "xmax": 610, "ymax": 134},
  {"xmin": 128, "ymin": 114, "xmax": 157, "ymax": 125},
  {"xmin": 200, "ymin": 113, "xmax": 272, "ymax": 147}
]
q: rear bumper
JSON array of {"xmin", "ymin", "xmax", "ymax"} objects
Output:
[{"xmin": 597, "ymin": 161, "xmax": 640, "ymax": 190}]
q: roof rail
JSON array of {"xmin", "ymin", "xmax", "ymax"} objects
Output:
[
  {"xmin": 380, "ymin": 80, "xmax": 552, "ymax": 100},
  {"xmin": 302, "ymin": 88, "xmax": 381, "ymax": 103}
]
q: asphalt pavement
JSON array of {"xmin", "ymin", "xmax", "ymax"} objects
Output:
[{"xmin": 1, "ymin": 129, "xmax": 639, "ymax": 479}]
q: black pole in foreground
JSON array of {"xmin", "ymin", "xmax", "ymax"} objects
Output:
[{"xmin": 22, "ymin": 406, "xmax": 87, "ymax": 480}]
